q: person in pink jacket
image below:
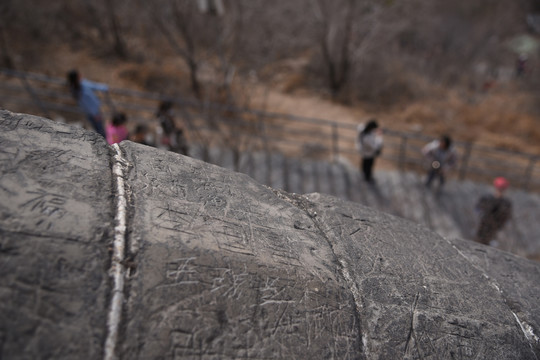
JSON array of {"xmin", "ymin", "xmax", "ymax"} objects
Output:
[{"xmin": 106, "ymin": 112, "xmax": 129, "ymax": 145}]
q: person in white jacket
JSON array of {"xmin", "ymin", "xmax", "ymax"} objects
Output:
[{"xmin": 356, "ymin": 119, "xmax": 383, "ymax": 183}]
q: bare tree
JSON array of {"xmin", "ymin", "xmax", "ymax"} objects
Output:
[
  {"xmin": 0, "ymin": 27, "xmax": 13, "ymax": 68},
  {"xmin": 312, "ymin": 0, "xmax": 356, "ymax": 98},
  {"xmin": 80, "ymin": 0, "xmax": 107, "ymax": 42},
  {"xmin": 144, "ymin": 0, "xmax": 205, "ymax": 98},
  {"xmin": 104, "ymin": 0, "xmax": 127, "ymax": 58},
  {"xmin": 140, "ymin": 1, "xmax": 266, "ymax": 168},
  {"xmin": 67, "ymin": 0, "xmax": 129, "ymax": 58},
  {"xmin": 197, "ymin": 0, "xmax": 225, "ymax": 16},
  {"xmin": 309, "ymin": 0, "xmax": 402, "ymax": 101},
  {"xmin": 0, "ymin": 0, "xmax": 20, "ymax": 69}
]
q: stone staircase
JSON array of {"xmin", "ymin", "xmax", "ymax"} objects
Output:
[{"xmin": 189, "ymin": 144, "xmax": 540, "ymax": 261}]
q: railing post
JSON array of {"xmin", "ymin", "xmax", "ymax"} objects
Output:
[
  {"xmin": 332, "ymin": 123, "xmax": 339, "ymax": 162},
  {"xmin": 459, "ymin": 142, "xmax": 473, "ymax": 180},
  {"xmin": 258, "ymin": 116, "xmax": 273, "ymax": 186},
  {"xmin": 399, "ymin": 135, "xmax": 408, "ymax": 172},
  {"xmin": 104, "ymin": 91, "xmax": 117, "ymax": 115},
  {"xmin": 523, "ymin": 156, "xmax": 537, "ymax": 191}
]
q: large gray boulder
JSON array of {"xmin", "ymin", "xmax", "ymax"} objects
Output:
[{"xmin": 0, "ymin": 110, "xmax": 539, "ymax": 359}]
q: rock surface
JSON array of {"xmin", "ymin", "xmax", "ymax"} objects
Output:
[
  {"xmin": 0, "ymin": 111, "xmax": 113, "ymax": 359},
  {"xmin": 1, "ymin": 110, "xmax": 539, "ymax": 359}
]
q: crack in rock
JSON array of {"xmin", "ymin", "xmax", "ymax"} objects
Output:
[
  {"xmin": 446, "ymin": 238, "xmax": 540, "ymax": 359},
  {"xmin": 103, "ymin": 144, "xmax": 130, "ymax": 360},
  {"xmin": 270, "ymin": 188, "xmax": 367, "ymax": 359}
]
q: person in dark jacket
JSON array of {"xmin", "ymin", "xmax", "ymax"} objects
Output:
[
  {"xmin": 422, "ymin": 135, "xmax": 458, "ymax": 189},
  {"xmin": 156, "ymin": 101, "xmax": 188, "ymax": 155},
  {"xmin": 475, "ymin": 177, "xmax": 512, "ymax": 245}
]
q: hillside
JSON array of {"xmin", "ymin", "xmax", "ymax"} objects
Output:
[{"xmin": 1, "ymin": 0, "xmax": 540, "ymax": 153}]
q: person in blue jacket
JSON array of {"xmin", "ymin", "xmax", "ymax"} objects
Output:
[{"xmin": 67, "ymin": 69, "xmax": 109, "ymax": 137}]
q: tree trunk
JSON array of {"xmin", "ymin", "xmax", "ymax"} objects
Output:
[
  {"xmin": 316, "ymin": 0, "xmax": 355, "ymax": 99},
  {"xmin": 0, "ymin": 26, "xmax": 14, "ymax": 69},
  {"xmin": 105, "ymin": 0, "xmax": 127, "ymax": 58}
]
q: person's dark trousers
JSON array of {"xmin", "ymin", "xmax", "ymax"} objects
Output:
[
  {"xmin": 425, "ymin": 169, "xmax": 445, "ymax": 188},
  {"xmin": 475, "ymin": 221, "xmax": 495, "ymax": 245},
  {"xmin": 87, "ymin": 114, "xmax": 106, "ymax": 138},
  {"xmin": 362, "ymin": 157, "xmax": 375, "ymax": 183}
]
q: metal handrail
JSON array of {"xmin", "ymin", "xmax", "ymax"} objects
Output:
[{"xmin": 1, "ymin": 67, "xmax": 538, "ymax": 190}]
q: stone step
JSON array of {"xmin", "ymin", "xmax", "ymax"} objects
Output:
[
  {"xmin": 209, "ymin": 146, "xmax": 234, "ymax": 170},
  {"xmin": 493, "ymin": 188, "xmax": 540, "ymax": 257},
  {"xmin": 237, "ymin": 151, "xmax": 252, "ymax": 175},
  {"xmin": 436, "ymin": 180, "xmax": 480, "ymax": 240},
  {"xmin": 301, "ymin": 160, "xmax": 318, "ymax": 195},
  {"xmin": 187, "ymin": 143, "xmax": 208, "ymax": 162},
  {"xmin": 251, "ymin": 151, "xmax": 272, "ymax": 187},
  {"xmin": 328, "ymin": 162, "xmax": 348, "ymax": 201},
  {"xmin": 269, "ymin": 152, "xmax": 286, "ymax": 190},
  {"xmin": 284, "ymin": 157, "xmax": 303, "ymax": 194},
  {"xmin": 315, "ymin": 161, "xmax": 333, "ymax": 196}
]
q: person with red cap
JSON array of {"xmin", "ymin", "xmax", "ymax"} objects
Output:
[{"xmin": 474, "ymin": 177, "xmax": 512, "ymax": 245}]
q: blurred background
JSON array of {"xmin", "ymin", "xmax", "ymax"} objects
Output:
[{"xmin": 1, "ymin": 0, "xmax": 539, "ymax": 151}]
